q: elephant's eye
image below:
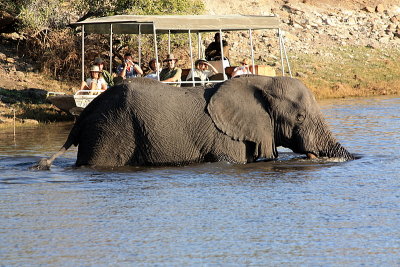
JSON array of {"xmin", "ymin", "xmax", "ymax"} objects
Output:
[{"xmin": 296, "ymin": 113, "xmax": 305, "ymax": 123}]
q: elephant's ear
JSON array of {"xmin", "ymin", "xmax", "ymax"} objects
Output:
[{"xmin": 208, "ymin": 78, "xmax": 277, "ymax": 159}]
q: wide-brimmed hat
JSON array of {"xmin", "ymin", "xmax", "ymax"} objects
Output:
[
  {"xmin": 195, "ymin": 59, "xmax": 208, "ymax": 66},
  {"xmin": 163, "ymin": 53, "xmax": 179, "ymax": 62},
  {"xmin": 240, "ymin": 58, "xmax": 250, "ymax": 65},
  {"xmin": 90, "ymin": 65, "xmax": 101, "ymax": 72},
  {"xmin": 94, "ymin": 57, "xmax": 104, "ymax": 64}
]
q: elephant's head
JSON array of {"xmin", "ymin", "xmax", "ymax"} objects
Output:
[{"xmin": 207, "ymin": 76, "xmax": 354, "ymax": 161}]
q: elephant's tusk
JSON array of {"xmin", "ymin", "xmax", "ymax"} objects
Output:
[{"xmin": 306, "ymin": 153, "xmax": 317, "ymax": 159}]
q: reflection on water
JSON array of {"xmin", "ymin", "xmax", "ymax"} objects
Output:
[{"xmin": 1, "ymin": 97, "xmax": 399, "ymax": 266}]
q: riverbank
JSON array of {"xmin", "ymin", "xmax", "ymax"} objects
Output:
[
  {"xmin": 0, "ymin": 41, "xmax": 75, "ymax": 126},
  {"xmin": 1, "ymin": 40, "xmax": 399, "ymax": 127},
  {"xmin": 1, "ymin": 0, "xmax": 400, "ymax": 126}
]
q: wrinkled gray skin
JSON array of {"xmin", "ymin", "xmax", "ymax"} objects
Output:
[{"xmin": 34, "ymin": 76, "xmax": 353, "ymax": 169}]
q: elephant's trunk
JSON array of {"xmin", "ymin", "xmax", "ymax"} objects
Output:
[
  {"xmin": 305, "ymin": 118, "xmax": 354, "ymax": 161},
  {"xmin": 318, "ymin": 141, "xmax": 354, "ymax": 160}
]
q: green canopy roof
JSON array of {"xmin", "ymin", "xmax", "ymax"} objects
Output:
[{"xmin": 73, "ymin": 15, "xmax": 281, "ymax": 34}]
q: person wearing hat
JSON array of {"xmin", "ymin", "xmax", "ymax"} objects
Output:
[
  {"xmin": 117, "ymin": 52, "xmax": 143, "ymax": 79},
  {"xmin": 159, "ymin": 54, "xmax": 182, "ymax": 86},
  {"xmin": 231, "ymin": 58, "xmax": 253, "ymax": 78},
  {"xmin": 94, "ymin": 57, "xmax": 114, "ymax": 87},
  {"xmin": 186, "ymin": 59, "xmax": 218, "ymax": 85},
  {"xmin": 80, "ymin": 65, "xmax": 107, "ymax": 94}
]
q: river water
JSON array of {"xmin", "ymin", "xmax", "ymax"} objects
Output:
[{"xmin": 1, "ymin": 96, "xmax": 399, "ymax": 266}]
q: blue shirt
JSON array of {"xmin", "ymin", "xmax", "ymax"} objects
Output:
[{"xmin": 117, "ymin": 64, "xmax": 139, "ymax": 78}]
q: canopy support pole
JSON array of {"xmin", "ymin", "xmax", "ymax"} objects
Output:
[
  {"xmin": 138, "ymin": 24, "xmax": 142, "ymax": 68},
  {"xmin": 218, "ymin": 29, "xmax": 226, "ymax": 80},
  {"xmin": 81, "ymin": 25, "xmax": 85, "ymax": 81},
  {"xmin": 249, "ymin": 28, "xmax": 255, "ymax": 74},
  {"xmin": 109, "ymin": 24, "xmax": 113, "ymax": 73},
  {"xmin": 168, "ymin": 30, "xmax": 171, "ymax": 54},
  {"xmin": 188, "ymin": 30, "xmax": 195, "ymax": 86},
  {"xmin": 198, "ymin": 32, "xmax": 202, "ymax": 59},
  {"xmin": 280, "ymin": 30, "xmax": 292, "ymax": 77},
  {"xmin": 278, "ymin": 28, "xmax": 285, "ymax": 76},
  {"xmin": 153, "ymin": 25, "xmax": 160, "ymax": 81}
]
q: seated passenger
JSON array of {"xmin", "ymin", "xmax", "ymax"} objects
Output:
[
  {"xmin": 94, "ymin": 57, "xmax": 114, "ymax": 87},
  {"xmin": 205, "ymin": 32, "xmax": 230, "ymax": 61},
  {"xmin": 144, "ymin": 58, "xmax": 161, "ymax": 80},
  {"xmin": 186, "ymin": 59, "xmax": 218, "ymax": 85},
  {"xmin": 159, "ymin": 54, "xmax": 182, "ymax": 86},
  {"xmin": 80, "ymin": 65, "xmax": 107, "ymax": 95},
  {"xmin": 116, "ymin": 52, "xmax": 143, "ymax": 79},
  {"xmin": 231, "ymin": 58, "xmax": 253, "ymax": 77}
]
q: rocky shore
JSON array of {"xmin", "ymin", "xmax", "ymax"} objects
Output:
[
  {"xmin": 1, "ymin": 0, "xmax": 399, "ymax": 125},
  {"xmin": 281, "ymin": 2, "xmax": 399, "ymax": 50},
  {"xmin": 208, "ymin": 1, "xmax": 400, "ymax": 63}
]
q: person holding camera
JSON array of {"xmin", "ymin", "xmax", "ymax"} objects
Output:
[{"xmin": 117, "ymin": 52, "xmax": 143, "ymax": 79}]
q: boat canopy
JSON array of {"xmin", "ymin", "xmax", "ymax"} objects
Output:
[
  {"xmin": 72, "ymin": 15, "xmax": 281, "ymax": 34},
  {"xmin": 73, "ymin": 14, "xmax": 291, "ymax": 84}
]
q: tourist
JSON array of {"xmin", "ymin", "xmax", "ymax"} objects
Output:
[
  {"xmin": 159, "ymin": 54, "xmax": 182, "ymax": 86},
  {"xmin": 117, "ymin": 52, "xmax": 143, "ymax": 79},
  {"xmin": 205, "ymin": 32, "xmax": 230, "ymax": 61},
  {"xmin": 144, "ymin": 58, "xmax": 161, "ymax": 80},
  {"xmin": 80, "ymin": 65, "xmax": 107, "ymax": 94},
  {"xmin": 231, "ymin": 58, "xmax": 253, "ymax": 77},
  {"xmin": 94, "ymin": 57, "xmax": 113, "ymax": 87},
  {"xmin": 186, "ymin": 59, "xmax": 218, "ymax": 85}
]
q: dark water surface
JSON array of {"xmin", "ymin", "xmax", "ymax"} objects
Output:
[{"xmin": 1, "ymin": 97, "xmax": 399, "ymax": 266}]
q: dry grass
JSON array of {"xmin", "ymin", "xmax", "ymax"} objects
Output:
[
  {"xmin": 2, "ymin": 42, "xmax": 400, "ymax": 127},
  {"xmin": 290, "ymin": 45, "xmax": 400, "ymax": 99}
]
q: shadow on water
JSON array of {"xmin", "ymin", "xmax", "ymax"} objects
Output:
[
  {"xmin": 1, "ymin": 133, "xmax": 362, "ymax": 186},
  {"xmin": 0, "ymin": 96, "xmax": 399, "ymax": 266},
  {"xmin": 32, "ymin": 151, "xmax": 358, "ymax": 184}
]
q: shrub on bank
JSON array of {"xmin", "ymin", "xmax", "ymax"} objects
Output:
[{"xmin": 2, "ymin": 0, "xmax": 204, "ymax": 81}]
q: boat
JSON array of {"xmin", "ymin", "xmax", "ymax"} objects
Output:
[
  {"xmin": 47, "ymin": 90, "xmax": 103, "ymax": 116},
  {"xmin": 48, "ymin": 15, "xmax": 292, "ymax": 115}
]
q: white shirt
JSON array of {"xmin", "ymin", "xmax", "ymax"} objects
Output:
[
  {"xmin": 186, "ymin": 69, "xmax": 215, "ymax": 85},
  {"xmin": 86, "ymin": 77, "xmax": 107, "ymax": 90},
  {"xmin": 232, "ymin": 66, "xmax": 252, "ymax": 77}
]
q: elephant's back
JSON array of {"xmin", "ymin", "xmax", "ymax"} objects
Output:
[
  {"xmin": 122, "ymin": 78, "xmax": 210, "ymax": 164},
  {"xmin": 122, "ymin": 78, "xmax": 206, "ymax": 114}
]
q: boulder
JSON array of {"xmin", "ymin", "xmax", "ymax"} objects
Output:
[
  {"xmin": 376, "ymin": 4, "xmax": 385, "ymax": 13},
  {"xmin": 295, "ymin": 71, "xmax": 308, "ymax": 78},
  {"xmin": 21, "ymin": 119, "xmax": 39, "ymax": 125},
  {"xmin": 390, "ymin": 16, "xmax": 399, "ymax": 23},
  {"xmin": 0, "ymin": 52, "xmax": 6, "ymax": 61},
  {"xmin": 363, "ymin": 6, "xmax": 375, "ymax": 13},
  {"xmin": 379, "ymin": 36, "xmax": 391, "ymax": 44},
  {"xmin": 15, "ymin": 71, "xmax": 25, "ymax": 81}
]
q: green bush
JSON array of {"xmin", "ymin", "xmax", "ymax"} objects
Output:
[
  {"xmin": 8, "ymin": 0, "xmax": 205, "ymax": 81},
  {"xmin": 12, "ymin": 0, "xmax": 204, "ymax": 33},
  {"xmin": 10, "ymin": 0, "xmax": 72, "ymax": 32},
  {"xmin": 127, "ymin": 0, "xmax": 204, "ymax": 15}
]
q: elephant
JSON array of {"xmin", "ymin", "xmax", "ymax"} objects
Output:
[{"xmin": 34, "ymin": 76, "xmax": 353, "ymax": 169}]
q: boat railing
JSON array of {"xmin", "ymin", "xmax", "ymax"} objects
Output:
[
  {"xmin": 74, "ymin": 90, "xmax": 105, "ymax": 96},
  {"xmin": 74, "ymin": 90, "xmax": 105, "ymax": 108},
  {"xmin": 47, "ymin": 91, "xmax": 66, "ymax": 97}
]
